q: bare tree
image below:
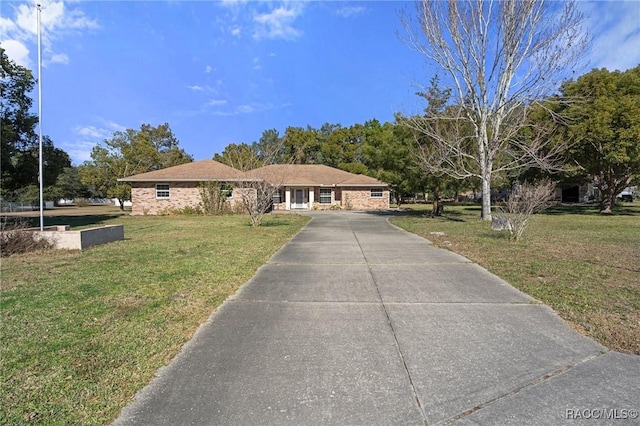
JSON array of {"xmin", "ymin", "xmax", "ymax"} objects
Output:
[
  {"xmin": 402, "ymin": 0, "xmax": 587, "ymax": 220},
  {"xmin": 497, "ymin": 179, "xmax": 556, "ymax": 240},
  {"xmin": 224, "ymin": 137, "xmax": 295, "ymax": 227}
]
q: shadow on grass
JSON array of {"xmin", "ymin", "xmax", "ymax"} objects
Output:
[
  {"xmin": 542, "ymin": 203, "xmax": 640, "ymax": 217},
  {"xmin": 377, "ymin": 208, "xmax": 470, "ymax": 222},
  {"xmin": 40, "ymin": 214, "xmax": 123, "ymax": 228},
  {"xmin": 480, "ymin": 230, "xmax": 511, "ymax": 241}
]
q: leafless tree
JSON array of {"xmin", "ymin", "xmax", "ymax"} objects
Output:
[
  {"xmin": 497, "ymin": 179, "xmax": 557, "ymax": 240},
  {"xmin": 229, "ymin": 139, "xmax": 295, "ymax": 227},
  {"xmin": 402, "ymin": 0, "xmax": 588, "ymax": 220}
]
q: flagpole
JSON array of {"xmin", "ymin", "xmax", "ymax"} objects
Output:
[{"xmin": 37, "ymin": 3, "xmax": 44, "ymax": 231}]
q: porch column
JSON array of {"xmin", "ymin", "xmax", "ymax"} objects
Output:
[
  {"xmin": 285, "ymin": 188, "xmax": 291, "ymax": 211},
  {"xmin": 309, "ymin": 187, "xmax": 314, "ymax": 207}
]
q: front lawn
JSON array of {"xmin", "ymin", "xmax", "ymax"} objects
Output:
[
  {"xmin": 1, "ymin": 212, "xmax": 309, "ymax": 425},
  {"xmin": 391, "ymin": 203, "xmax": 640, "ymax": 356}
]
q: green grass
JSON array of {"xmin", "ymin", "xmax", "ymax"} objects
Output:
[
  {"xmin": 391, "ymin": 203, "xmax": 640, "ymax": 356},
  {"xmin": 1, "ymin": 212, "xmax": 309, "ymax": 425}
]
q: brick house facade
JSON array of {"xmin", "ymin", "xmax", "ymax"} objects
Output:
[
  {"xmin": 271, "ymin": 185, "xmax": 389, "ymax": 211},
  {"xmin": 120, "ymin": 160, "xmax": 389, "ymax": 215},
  {"xmin": 129, "ymin": 182, "xmax": 248, "ymax": 215}
]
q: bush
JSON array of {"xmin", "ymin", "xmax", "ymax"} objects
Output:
[
  {"xmin": 498, "ymin": 179, "xmax": 557, "ymax": 241},
  {"xmin": 74, "ymin": 198, "xmax": 90, "ymax": 207},
  {"xmin": 0, "ymin": 220, "xmax": 53, "ymax": 257},
  {"xmin": 199, "ymin": 182, "xmax": 231, "ymax": 215},
  {"xmin": 174, "ymin": 206, "xmax": 204, "ymax": 215}
]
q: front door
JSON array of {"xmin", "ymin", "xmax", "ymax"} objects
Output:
[{"xmin": 294, "ymin": 189, "xmax": 305, "ymax": 208}]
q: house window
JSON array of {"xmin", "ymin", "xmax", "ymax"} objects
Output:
[
  {"xmin": 371, "ymin": 188, "xmax": 383, "ymax": 198},
  {"xmin": 272, "ymin": 190, "xmax": 282, "ymax": 204},
  {"xmin": 319, "ymin": 188, "xmax": 332, "ymax": 204},
  {"xmin": 220, "ymin": 184, "xmax": 233, "ymax": 199},
  {"xmin": 156, "ymin": 184, "xmax": 170, "ymax": 199}
]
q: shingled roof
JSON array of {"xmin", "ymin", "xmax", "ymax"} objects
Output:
[
  {"xmin": 119, "ymin": 159, "xmax": 251, "ymax": 182},
  {"xmin": 247, "ymin": 164, "xmax": 386, "ymax": 187},
  {"xmin": 120, "ymin": 160, "xmax": 387, "ymax": 187}
]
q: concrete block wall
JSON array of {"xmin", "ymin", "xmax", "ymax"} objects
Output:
[{"xmin": 33, "ymin": 225, "xmax": 124, "ymax": 250}]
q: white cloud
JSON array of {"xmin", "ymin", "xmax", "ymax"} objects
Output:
[
  {"xmin": 579, "ymin": 1, "xmax": 640, "ymax": 72},
  {"xmin": 209, "ymin": 102, "xmax": 272, "ymax": 116},
  {"xmin": 0, "ymin": 15, "xmax": 18, "ymax": 34},
  {"xmin": 220, "ymin": 0, "xmax": 248, "ymax": 7},
  {"xmin": 253, "ymin": 56, "xmax": 261, "ymax": 70},
  {"xmin": 73, "ymin": 125, "xmax": 110, "ymax": 139},
  {"xmin": 335, "ymin": 6, "xmax": 366, "ymax": 18},
  {"xmin": 205, "ymin": 65, "xmax": 213, "ymax": 73},
  {"xmin": 0, "ymin": 1, "xmax": 99, "ymax": 67},
  {"xmin": 0, "ymin": 39, "xmax": 31, "ymax": 67},
  {"xmin": 253, "ymin": 4, "xmax": 304, "ymax": 41},
  {"xmin": 187, "ymin": 84, "xmax": 220, "ymax": 93},
  {"xmin": 101, "ymin": 119, "xmax": 126, "ymax": 133},
  {"xmin": 237, "ymin": 105, "xmax": 254, "ymax": 113},
  {"xmin": 230, "ymin": 26, "xmax": 241, "ymax": 37},
  {"xmin": 44, "ymin": 52, "xmax": 69, "ymax": 65},
  {"xmin": 206, "ymin": 99, "xmax": 228, "ymax": 107},
  {"xmin": 61, "ymin": 140, "xmax": 96, "ymax": 164},
  {"xmin": 65, "ymin": 120, "xmax": 125, "ymax": 164}
]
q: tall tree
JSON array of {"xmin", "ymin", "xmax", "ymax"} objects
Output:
[
  {"xmin": 79, "ymin": 123, "xmax": 192, "ymax": 209},
  {"xmin": 254, "ymin": 128, "xmax": 285, "ymax": 163},
  {"xmin": 1, "ymin": 47, "xmax": 38, "ymax": 196},
  {"xmin": 558, "ymin": 66, "xmax": 640, "ymax": 213},
  {"xmin": 402, "ymin": 0, "xmax": 587, "ymax": 220},
  {"xmin": 1, "ymin": 48, "xmax": 75, "ymax": 200},
  {"xmin": 213, "ymin": 143, "xmax": 261, "ymax": 170},
  {"xmin": 362, "ymin": 119, "xmax": 416, "ymax": 205},
  {"xmin": 7, "ymin": 136, "xmax": 71, "ymax": 195},
  {"xmin": 282, "ymin": 126, "xmax": 320, "ymax": 164},
  {"xmin": 46, "ymin": 167, "xmax": 91, "ymax": 202}
]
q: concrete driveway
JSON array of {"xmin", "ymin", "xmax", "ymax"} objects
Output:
[{"xmin": 114, "ymin": 212, "xmax": 639, "ymax": 425}]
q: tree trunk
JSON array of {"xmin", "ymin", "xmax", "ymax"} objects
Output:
[
  {"xmin": 600, "ymin": 189, "xmax": 616, "ymax": 214},
  {"xmin": 118, "ymin": 198, "xmax": 125, "ymax": 211},
  {"xmin": 431, "ymin": 187, "xmax": 441, "ymax": 218},
  {"xmin": 480, "ymin": 172, "xmax": 492, "ymax": 221}
]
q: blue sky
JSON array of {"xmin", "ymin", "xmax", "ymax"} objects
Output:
[{"xmin": 1, "ymin": 0, "xmax": 639, "ymax": 166}]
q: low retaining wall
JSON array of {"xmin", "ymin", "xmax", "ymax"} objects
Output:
[{"xmin": 32, "ymin": 225, "xmax": 124, "ymax": 250}]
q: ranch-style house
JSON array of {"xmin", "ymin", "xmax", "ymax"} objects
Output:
[{"xmin": 119, "ymin": 160, "xmax": 390, "ymax": 215}]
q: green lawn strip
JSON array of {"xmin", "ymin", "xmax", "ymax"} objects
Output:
[
  {"xmin": 391, "ymin": 204, "xmax": 640, "ymax": 355},
  {"xmin": 1, "ymin": 214, "xmax": 309, "ymax": 425}
]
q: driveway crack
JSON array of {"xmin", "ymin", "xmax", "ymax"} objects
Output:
[
  {"xmin": 440, "ymin": 352, "xmax": 608, "ymax": 425},
  {"xmin": 352, "ymin": 225, "xmax": 429, "ymax": 425}
]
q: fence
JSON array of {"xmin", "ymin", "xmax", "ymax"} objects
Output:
[
  {"xmin": 1, "ymin": 199, "xmax": 113, "ymax": 213},
  {"xmin": 0, "ymin": 201, "xmax": 55, "ymax": 213}
]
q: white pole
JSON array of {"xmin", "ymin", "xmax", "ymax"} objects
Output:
[{"xmin": 37, "ymin": 3, "xmax": 43, "ymax": 231}]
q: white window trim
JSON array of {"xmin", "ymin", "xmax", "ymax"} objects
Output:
[
  {"xmin": 156, "ymin": 183, "xmax": 170, "ymax": 199},
  {"xmin": 319, "ymin": 188, "xmax": 332, "ymax": 204},
  {"xmin": 370, "ymin": 188, "xmax": 383, "ymax": 198}
]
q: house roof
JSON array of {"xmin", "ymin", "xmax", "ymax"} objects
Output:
[
  {"xmin": 118, "ymin": 159, "xmax": 252, "ymax": 182},
  {"xmin": 248, "ymin": 164, "xmax": 387, "ymax": 187},
  {"xmin": 119, "ymin": 160, "xmax": 387, "ymax": 187}
]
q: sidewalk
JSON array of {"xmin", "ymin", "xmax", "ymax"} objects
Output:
[{"xmin": 114, "ymin": 212, "xmax": 639, "ymax": 425}]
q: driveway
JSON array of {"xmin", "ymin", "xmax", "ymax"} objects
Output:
[{"xmin": 114, "ymin": 212, "xmax": 639, "ymax": 425}]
